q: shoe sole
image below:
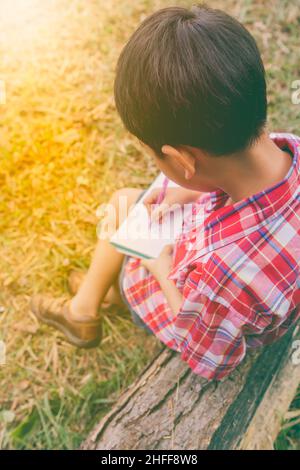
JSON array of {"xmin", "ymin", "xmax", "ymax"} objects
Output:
[{"xmin": 31, "ymin": 304, "xmax": 101, "ymax": 349}]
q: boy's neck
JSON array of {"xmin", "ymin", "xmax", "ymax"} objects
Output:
[{"xmin": 215, "ymin": 131, "xmax": 293, "ymax": 204}]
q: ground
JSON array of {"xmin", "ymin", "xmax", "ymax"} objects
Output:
[{"xmin": 0, "ymin": 0, "xmax": 299, "ymax": 450}]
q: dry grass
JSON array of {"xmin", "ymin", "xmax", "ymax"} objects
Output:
[{"xmin": 0, "ymin": 0, "xmax": 299, "ymax": 449}]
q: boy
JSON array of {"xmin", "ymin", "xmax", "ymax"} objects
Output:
[{"xmin": 31, "ymin": 4, "xmax": 300, "ymax": 381}]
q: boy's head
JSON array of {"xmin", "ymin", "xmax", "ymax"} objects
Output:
[{"xmin": 114, "ymin": 4, "xmax": 267, "ymax": 189}]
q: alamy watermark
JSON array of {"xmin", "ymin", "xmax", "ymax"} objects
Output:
[
  {"xmin": 291, "ymin": 80, "xmax": 300, "ymax": 105},
  {"xmin": 95, "ymin": 198, "xmax": 205, "ymax": 243},
  {"xmin": 292, "ymin": 340, "xmax": 300, "ymax": 365},
  {"xmin": 0, "ymin": 340, "xmax": 6, "ymax": 366}
]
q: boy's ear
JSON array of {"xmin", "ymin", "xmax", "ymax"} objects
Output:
[{"xmin": 161, "ymin": 145, "xmax": 196, "ymax": 179}]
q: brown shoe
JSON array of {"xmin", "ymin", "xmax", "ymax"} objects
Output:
[{"xmin": 30, "ymin": 295, "xmax": 102, "ymax": 349}]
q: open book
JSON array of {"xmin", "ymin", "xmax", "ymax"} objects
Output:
[{"xmin": 110, "ymin": 173, "xmax": 184, "ymax": 259}]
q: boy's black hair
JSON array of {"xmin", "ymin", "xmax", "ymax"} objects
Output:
[{"xmin": 114, "ymin": 4, "xmax": 267, "ymax": 157}]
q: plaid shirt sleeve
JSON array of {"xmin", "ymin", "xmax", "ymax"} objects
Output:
[{"xmin": 172, "ymin": 266, "xmax": 247, "ymax": 381}]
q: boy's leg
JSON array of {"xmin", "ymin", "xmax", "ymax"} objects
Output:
[
  {"xmin": 30, "ymin": 188, "xmax": 143, "ymax": 347},
  {"xmin": 68, "ymin": 270, "xmax": 125, "ymax": 310},
  {"xmin": 68, "ymin": 270, "xmax": 123, "ymax": 308},
  {"xmin": 70, "ymin": 188, "xmax": 143, "ymax": 319}
]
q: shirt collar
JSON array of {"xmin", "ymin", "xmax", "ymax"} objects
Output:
[{"xmin": 174, "ymin": 132, "xmax": 300, "ymax": 272}]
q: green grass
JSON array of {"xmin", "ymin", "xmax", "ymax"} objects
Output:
[
  {"xmin": 0, "ymin": 0, "xmax": 299, "ymax": 449},
  {"xmin": 275, "ymin": 389, "xmax": 300, "ymax": 450}
]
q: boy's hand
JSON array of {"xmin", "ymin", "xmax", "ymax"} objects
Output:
[
  {"xmin": 141, "ymin": 244, "xmax": 174, "ymax": 279},
  {"xmin": 144, "ymin": 187, "xmax": 201, "ymax": 223}
]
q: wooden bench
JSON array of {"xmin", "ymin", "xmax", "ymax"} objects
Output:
[{"xmin": 81, "ymin": 322, "xmax": 300, "ymax": 450}]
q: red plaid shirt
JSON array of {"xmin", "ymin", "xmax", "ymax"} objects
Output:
[{"xmin": 121, "ymin": 133, "xmax": 300, "ymax": 380}]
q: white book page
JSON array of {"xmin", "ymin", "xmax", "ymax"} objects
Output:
[{"xmin": 110, "ymin": 173, "xmax": 183, "ymax": 259}]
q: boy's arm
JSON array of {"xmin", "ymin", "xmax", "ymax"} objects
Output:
[
  {"xmin": 153, "ymin": 269, "xmax": 183, "ymax": 315},
  {"xmin": 141, "ymin": 245, "xmax": 183, "ymax": 315}
]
